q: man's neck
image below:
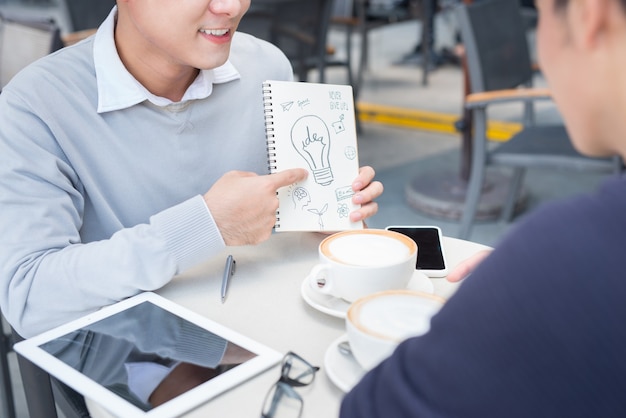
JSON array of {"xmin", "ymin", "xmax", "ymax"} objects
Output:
[{"xmin": 113, "ymin": 15, "xmax": 199, "ymax": 102}]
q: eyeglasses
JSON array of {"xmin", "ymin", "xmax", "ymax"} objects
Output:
[{"xmin": 261, "ymin": 351, "xmax": 320, "ymax": 418}]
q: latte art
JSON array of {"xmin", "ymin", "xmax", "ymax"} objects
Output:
[
  {"xmin": 309, "ymin": 229, "xmax": 417, "ymax": 303},
  {"xmin": 346, "ymin": 290, "xmax": 445, "ymax": 370},
  {"xmin": 324, "ymin": 232, "xmax": 413, "ymax": 266},
  {"xmin": 354, "ymin": 294, "xmax": 442, "ymax": 341}
]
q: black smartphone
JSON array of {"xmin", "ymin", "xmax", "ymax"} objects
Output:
[{"xmin": 386, "ymin": 226, "xmax": 448, "ymax": 277}]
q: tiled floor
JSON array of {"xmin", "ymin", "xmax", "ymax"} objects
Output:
[{"xmin": 0, "ymin": 3, "xmax": 611, "ymax": 417}]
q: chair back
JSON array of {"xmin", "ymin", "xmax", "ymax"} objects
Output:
[
  {"xmin": 63, "ymin": 0, "xmax": 115, "ymax": 32},
  {"xmin": 333, "ymin": 0, "xmax": 355, "ymax": 18},
  {"xmin": 367, "ymin": 0, "xmax": 411, "ymax": 21},
  {"xmin": 456, "ymin": 0, "xmax": 533, "ymax": 93},
  {"xmin": 238, "ymin": 0, "xmax": 334, "ymax": 80},
  {"xmin": 238, "ymin": 3, "xmax": 274, "ymax": 41},
  {"xmin": 270, "ymin": 0, "xmax": 334, "ymax": 80},
  {"xmin": 0, "ymin": 14, "xmax": 63, "ymax": 90}
]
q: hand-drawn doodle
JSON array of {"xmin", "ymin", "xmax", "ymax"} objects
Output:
[
  {"xmin": 332, "ymin": 114, "xmax": 346, "ymax": 134},
  {"xmin": 335, "ymin": 185, "xmax": 355, "ymax": 201},
  {"xmin": 344, "ymin": 146, "xmax": 357, "ymax": 160},
  {"xmin": 280, "ymin": 101, "xmax": 294, "ymax": 112},
  {"xmin": 292, "ymin": 186, "xmax": 311, "ymax": 210},
  {"xmin": 291, "ymin": 115, "xmax": 334, "ymax": 186},
  {"xmin": 337, "ymin": 203, "xmax": 349, "ymax": 219},
  {"xmin": 308, "ymin": 204, "xmax": 328, "ymax": 230}
]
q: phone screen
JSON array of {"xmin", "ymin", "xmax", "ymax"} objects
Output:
[{"xmin": 388, "ymin": 227, "xmax": 446, "ymax": 270}]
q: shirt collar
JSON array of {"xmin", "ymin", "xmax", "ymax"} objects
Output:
[{"xmin": 94, "ymin": 6, "xmax": 241, "ymax": 113}]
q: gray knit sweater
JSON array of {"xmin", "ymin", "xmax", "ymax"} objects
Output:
[{"xmin": 0, "ymin": 13, "xmax": 293, "ymax": 336}]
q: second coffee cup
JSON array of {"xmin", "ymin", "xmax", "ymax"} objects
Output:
[
  {"xmin": 307, "ymin": 229, "xmax": 418, "ymax": 302},
  {"xmin": 346, "ymin": 289, "xmax": 445, "ymax": 371}
]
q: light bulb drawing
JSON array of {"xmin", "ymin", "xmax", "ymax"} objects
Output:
[{"xmin": 291, "ymin": 115, "xmax": 333, "ymax": 186}]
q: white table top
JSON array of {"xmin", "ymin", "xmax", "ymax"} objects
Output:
[{"xmin": 87, "ymin": 232, "xmax": 490, "ymax": 418}]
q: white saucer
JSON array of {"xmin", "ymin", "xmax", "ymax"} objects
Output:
[
  {"xmin": 300, "ymin": 270, "xmax": 434, "ymax": 319},
  {"xmin": 324, "ymin": 334, "xmax": 366, "ymax": 392}
]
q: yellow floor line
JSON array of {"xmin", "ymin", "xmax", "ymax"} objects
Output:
[{"xmin": 357, "ymin": 102, "xmax": 522, "ymax": 142}]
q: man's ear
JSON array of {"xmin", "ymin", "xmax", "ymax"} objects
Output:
[{"xmin": 571, "ymin": 0, "xmax": 611, "ymax": 50}]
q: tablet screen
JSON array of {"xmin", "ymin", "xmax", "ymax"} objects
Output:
[
  {"xmin": 15, "ymin": 292, "xmax": 282, "ymax": 417},
  {"xmin": 40, "ymin": 300, "xmax": 254, "ymax": 410}
]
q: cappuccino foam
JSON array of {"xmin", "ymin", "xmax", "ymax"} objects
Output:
[
  {"xmin": 327, "ymin": 234, "xmax": 411, "ymax": 266},
  {"xmin": 354, "ymin": 293, "xmax": 443, "ymax": 341}
]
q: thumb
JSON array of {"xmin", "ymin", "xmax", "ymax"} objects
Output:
[{"xmin": 270, "ymin": 168, "xmax": 308, "ymax": 189}]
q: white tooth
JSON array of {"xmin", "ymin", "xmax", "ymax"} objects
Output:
[{"xmin": 200, "ymin": 29, "xmax": 228, "ymax": 36}]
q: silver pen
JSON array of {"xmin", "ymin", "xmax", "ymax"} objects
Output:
[{"xmin": 221, "ymin": 255, "xmax": 236, "ymax": 303}]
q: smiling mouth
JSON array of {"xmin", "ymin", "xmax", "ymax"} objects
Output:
[{"xmin": 199, "ymin": 29, "xmax": 230, "ymax": 36}]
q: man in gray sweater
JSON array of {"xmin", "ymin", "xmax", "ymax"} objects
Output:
[{"xmin": 0, "ymin": 1, "xmax": 383, "ymax": 337}]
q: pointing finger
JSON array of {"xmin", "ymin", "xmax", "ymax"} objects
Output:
[{"xmin": 269, "ymin": 168, "xmax": 308, "ymax": 189}]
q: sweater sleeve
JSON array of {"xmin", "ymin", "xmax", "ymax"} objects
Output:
[{"xmin": 0, "ymin": 89, "xmax": 225, "ymax": 338}]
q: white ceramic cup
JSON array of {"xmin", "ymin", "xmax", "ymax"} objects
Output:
[
  {"xmin": 307, "ymin": 229, "xmax": 418, "ymax": 302},
  {"xmin": 346, "ymin": 290, "xmax": 445, "ymax": 371}
]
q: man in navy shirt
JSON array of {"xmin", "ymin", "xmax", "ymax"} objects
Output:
[{"xmin": 341, "ymin": 0, "xmax": 626, "ymax": 416}]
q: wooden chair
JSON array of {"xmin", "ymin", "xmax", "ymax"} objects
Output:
[{"xmin": 455, "ymin": 0, "xmax": 622, "ymax": 239}]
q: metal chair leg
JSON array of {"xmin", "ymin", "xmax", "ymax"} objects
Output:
[
  {"xmin": 500, "ymin": 167, "xmax": 525, "ymax": 223},
  {"xmin": 458, "ymin": 109, "xmax": 489, "ymax": 240},
  {"xmin": 0, "ymin": 324, "xmax": 16, "ymax": 418},
  {"xmin": 12, "ymin": 329, "xmax": 59, "ymax": 418}
]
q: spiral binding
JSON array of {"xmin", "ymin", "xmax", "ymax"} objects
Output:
[
  {"xmin": 262, "ymin": 82, "xmax": 277, "ymax": 173},
  {"xmin": 263, "ymin": 82, "xmax": 280, "ymax": 228}
]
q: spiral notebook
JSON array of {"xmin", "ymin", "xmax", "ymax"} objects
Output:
[{"xmin": 263, "ymin": 80, "xmax": 363, "ymax": 232}]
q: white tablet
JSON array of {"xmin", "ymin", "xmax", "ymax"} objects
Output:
[{"xmin": 14, "ymin": 292, "xmax": 282, "ymax": 418}]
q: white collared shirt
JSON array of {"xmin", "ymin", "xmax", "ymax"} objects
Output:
[{"xmin": 93, "ymin": 6, "xmax": 241, "ymax": 113}]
